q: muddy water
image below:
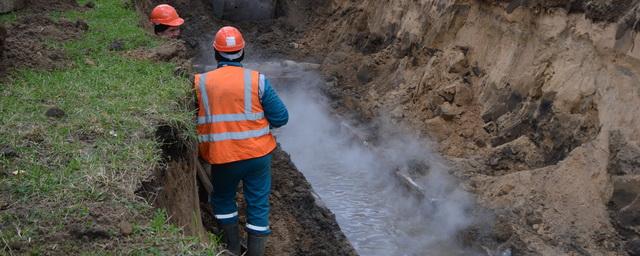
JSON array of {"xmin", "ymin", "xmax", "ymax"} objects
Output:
[{"xmin": 245, "ymin": 61, "xmax": 483, "ymax": 256}]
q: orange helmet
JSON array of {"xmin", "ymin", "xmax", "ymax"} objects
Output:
[
  {"xmin": 150, "ymin": 4, "xmax": 184, "ymax": 26},
  {"xmin": 213, "ymin": 26, "xmax": 245, "ymax": 52}
]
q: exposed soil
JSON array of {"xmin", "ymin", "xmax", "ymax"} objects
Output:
[
  {"xmin": 284, "ymin": 0, "xmax": 640, "ymax": 255},
  {"xmin": 25, "ymin": 0, "xmax": 79, "ymax": 12},
  {"xmin": 1, "ymin": 14, "xmax": 87, "ymax": 77},
  {"xmin": 0, "ymin": 195, "xmax": 157, "ymax": 254}
]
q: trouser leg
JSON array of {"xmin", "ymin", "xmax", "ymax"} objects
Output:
[
  {"xmin": 210, "ymin": 166, "xmax": 242, "ymax": 224},
  {"xmin": 242, "ymin": 154, "xmax": 272, "ymax": 235},
  {"xmin": 211, "ymin": 165, "xmax": 243, "ymax": 254}
]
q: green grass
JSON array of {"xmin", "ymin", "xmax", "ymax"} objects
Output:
[
  {"xmin": 0, "ymin": 11, "xmax": 18, "ymax": 24},
  {"xmin": 0, "ymin": 0, "xmax": 214, "ymax": 254}
]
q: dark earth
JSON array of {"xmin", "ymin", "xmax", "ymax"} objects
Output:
[{"xmin": 1, "ymin": 13, "xmax": 87, "ymax": 77}]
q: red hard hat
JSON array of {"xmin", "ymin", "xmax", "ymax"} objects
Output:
[
  {"xmin": 150, "ymin": 4, "xmax": 184, "ymax": 26},
  {"xmin": 213, "ymin": 26, "xmax": 245, "ymax": 52}
]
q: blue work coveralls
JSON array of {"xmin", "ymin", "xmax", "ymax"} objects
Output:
[{"xmin": 206, "ymin": 61, "xmax": 288, "ymax": 235}]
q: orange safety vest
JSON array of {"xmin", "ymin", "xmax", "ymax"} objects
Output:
[{"xmin": 195, "ymin": 66, "xmax": 277, "ymax": 164}]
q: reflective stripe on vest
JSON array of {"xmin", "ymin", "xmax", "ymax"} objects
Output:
[
  {"xmin": 195, "ymin": 66, "xmax": 276, "ymax": 164},
  {"xmin": 197, "ymin": 69, "xmax": 264, "ymax": 125},
  {"xmin": 194, "ymin": 66, "xmax": 277, "ymax": 164},
  {"xmin": 199, "ymin": 126, "xmax": 270, "ymax": 142}
]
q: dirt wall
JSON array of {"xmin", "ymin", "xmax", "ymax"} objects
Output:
[{"xmin": 288, "ymin": 0, "xmax": 640, "ymax": 255}]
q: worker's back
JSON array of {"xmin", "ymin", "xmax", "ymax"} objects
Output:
[
  {"xmin": 197, "ymin": 26, "xmax": 288, "ymax": 256},
  {"xmin": 195, "ymin": 65, "xmax": 276, "ymax": 164}
]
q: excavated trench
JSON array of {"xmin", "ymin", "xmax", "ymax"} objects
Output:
[
  {"xmin": 138, "ymin": 121, "xmax": 357, "ymax": 255},
  {"xmin": 135, "ymin": 0, "xmax": 503, "ymax": 255},
  {"xmin": 138, "ymin": 0, "xmax": 640, "ymax": 255},
  {"xmin": 135, "ymin": 0, "xmax": 358, "ymax": 255},
  {"xmin": 250, "ymin": 61, "xmax": 498, "ymax": 255}
]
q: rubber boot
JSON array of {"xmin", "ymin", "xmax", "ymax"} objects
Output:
[
  {"xmin": 221, "ymin": 223, "xmax": 241, "ymax": 255},
  {"xmin": 247, "ymin": 233, "xmax": 268, "ymax": 256}
]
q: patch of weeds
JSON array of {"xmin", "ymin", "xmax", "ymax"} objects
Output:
[{"xmin": 0, "ymin": 12, "xmax": 19, "ymax": 24}]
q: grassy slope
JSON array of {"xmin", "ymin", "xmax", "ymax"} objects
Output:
[{"xmin": 0, "ymin": 0, "xmax": 215, "ymax": 254}]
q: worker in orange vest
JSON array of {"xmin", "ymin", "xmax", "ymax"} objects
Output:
[
  {"xmin": 149, "ymin": 4, "xmax": 184, "ymax": 39},
  {"xmin": 194, "ymin": 26, "xmax": 288, "ymax": 256}
]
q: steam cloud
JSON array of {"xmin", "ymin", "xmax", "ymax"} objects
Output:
[{"xmin": 245, "ymin": 60, "xmax": 485, "ymax": 255}]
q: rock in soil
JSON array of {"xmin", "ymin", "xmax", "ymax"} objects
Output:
[
  {"xmin": 45, "ymin": 106, "xmax": 65, "ymax": 118},
  {"xmin": 439, "ymin": 102, "xmax": 463, "ymax": 120}
]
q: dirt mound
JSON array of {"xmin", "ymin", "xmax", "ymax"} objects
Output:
[{"xmin": 1, "ymin": 15, "xmax": 87, "ymax": 76}]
